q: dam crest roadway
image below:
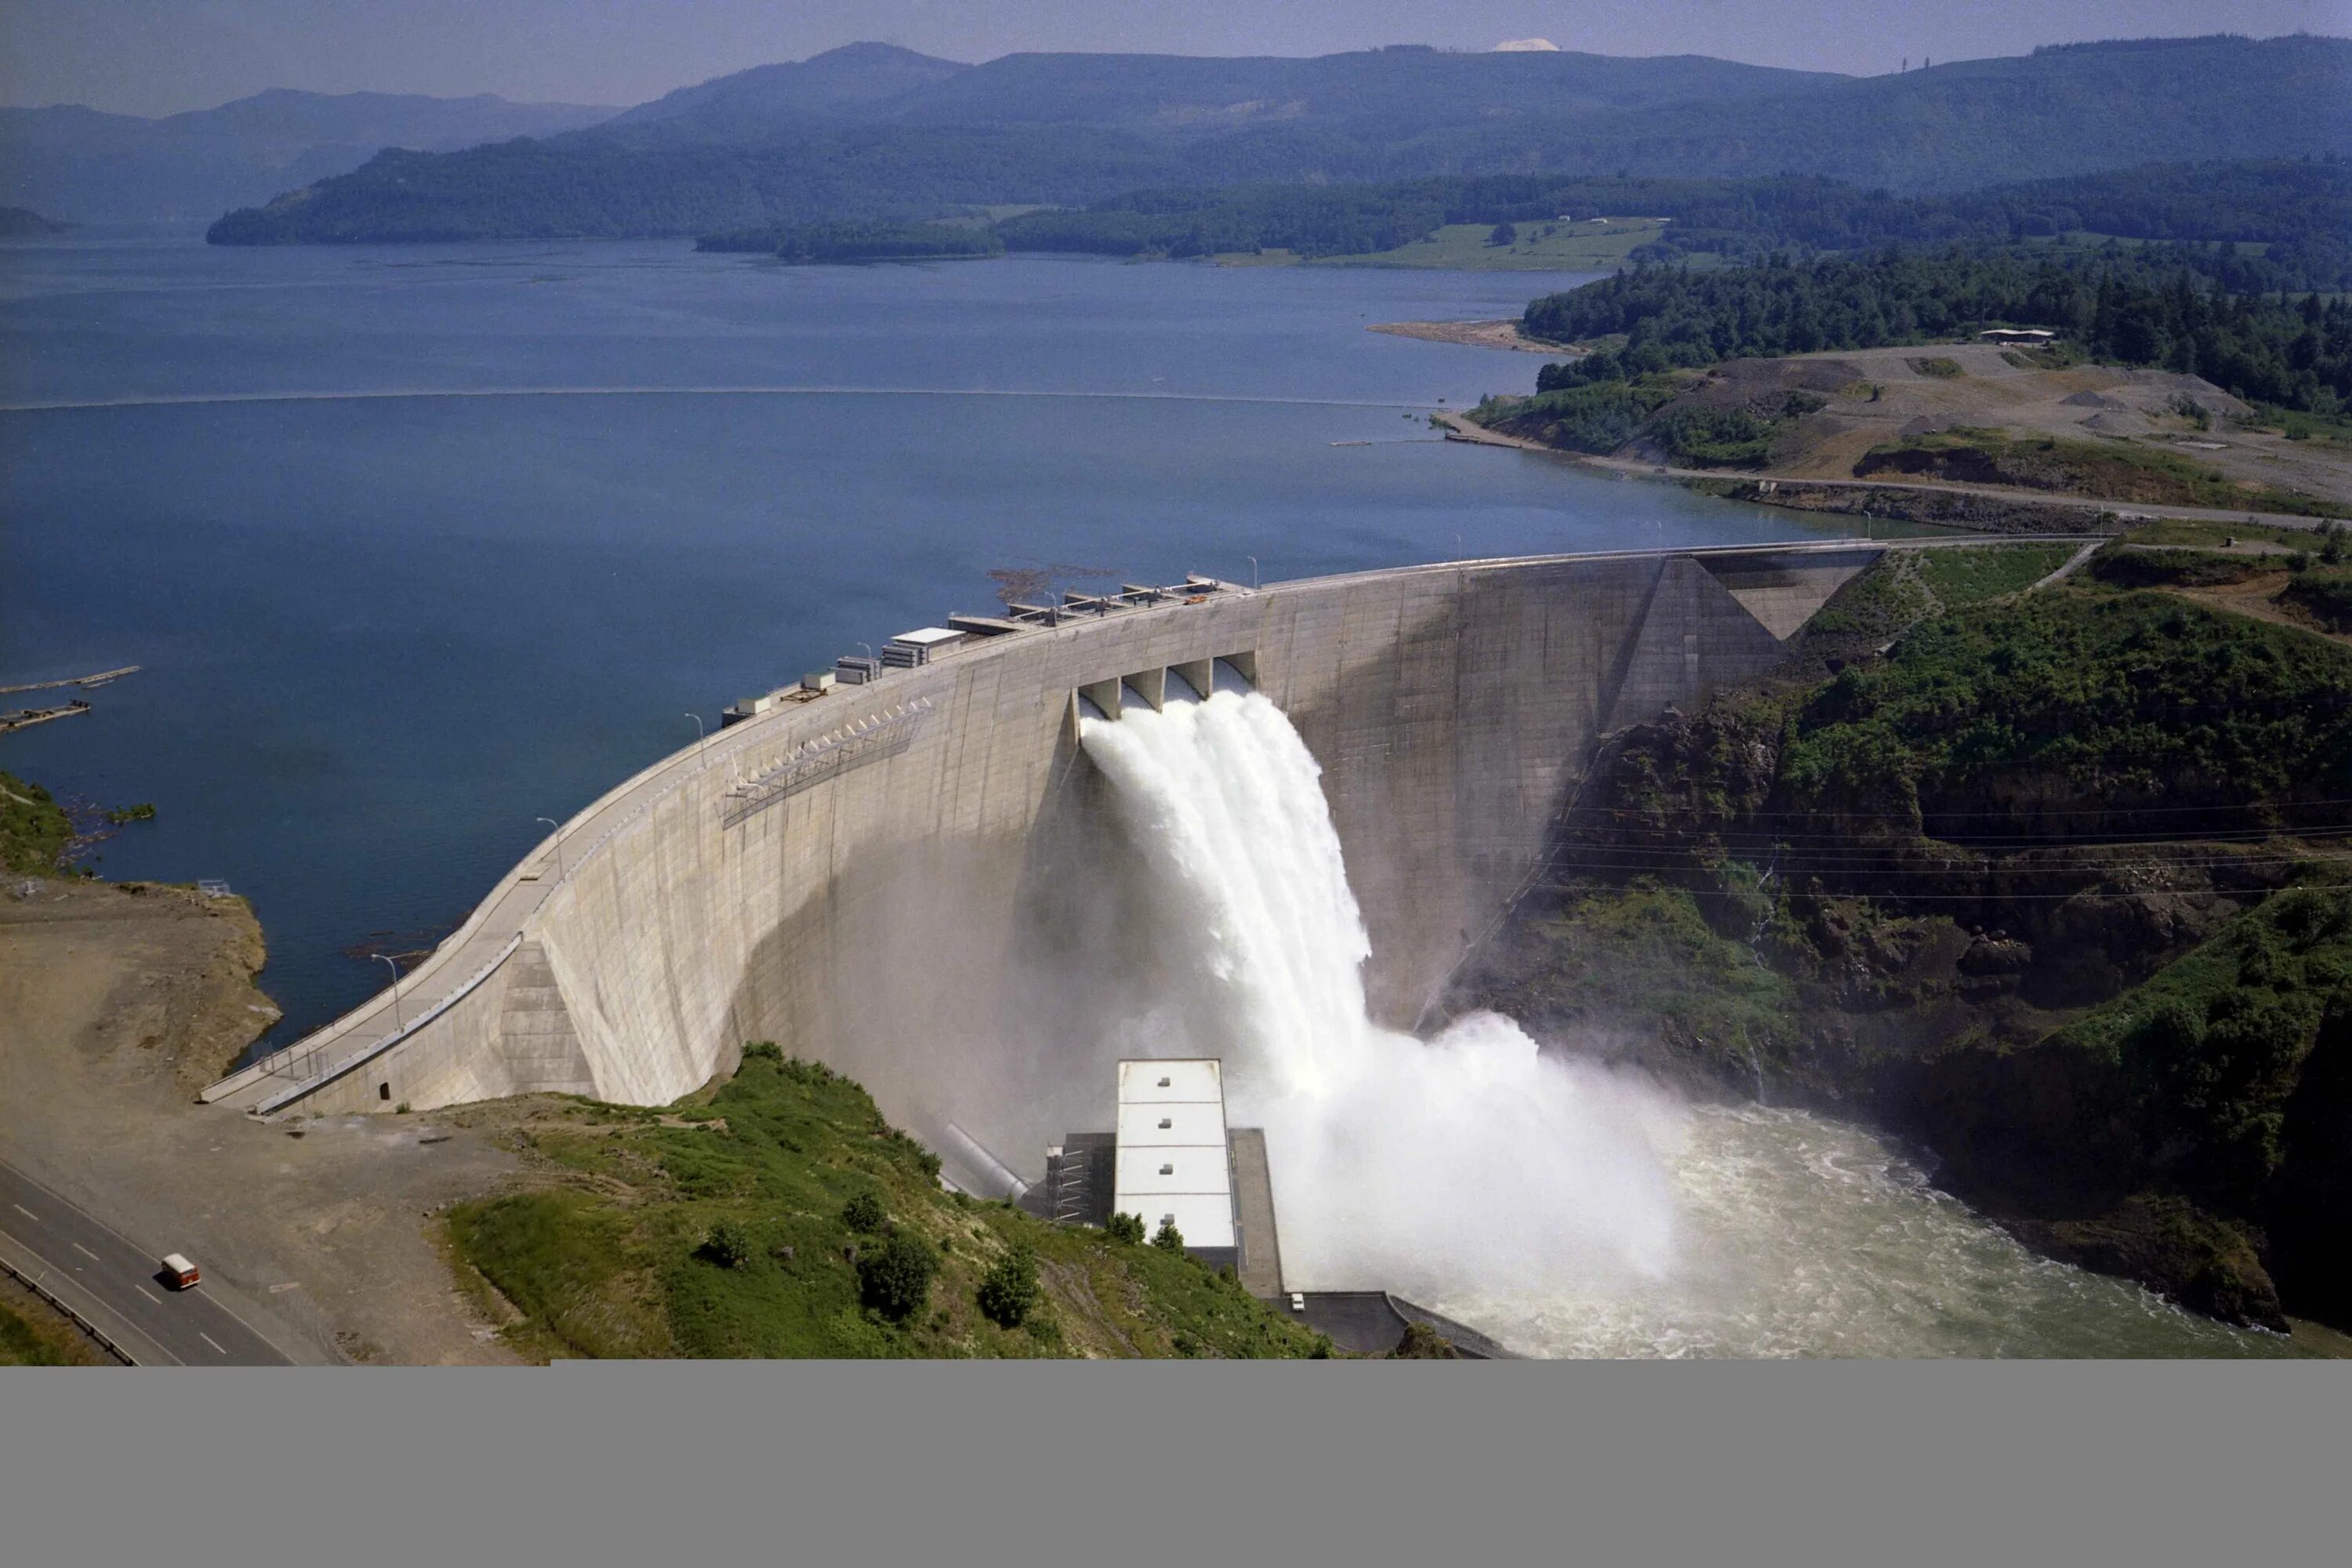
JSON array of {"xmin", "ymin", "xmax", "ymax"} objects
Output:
[{"xmin": 203, "ymin": 538, "xmax": 2071, "ymax": 1149}]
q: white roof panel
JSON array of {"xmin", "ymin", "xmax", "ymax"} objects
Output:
[
  {"xmin": 888, "ymin": 626, "xmax": 965, "ymax": 647},
  {"xmin": 1115, "ymin": 1145, "xmax": 1232, "ymax": 1198},
  {"xmin": 1117, "ymin": 1101, "xmax": 1228, "ymax": 1148},
  {"xmin": 1117, "ymin": 1058, "xmax": 1223, "ymax": 1104}
]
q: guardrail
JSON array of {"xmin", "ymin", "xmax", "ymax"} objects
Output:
[
  {"xmin": 243, "ymin": 932, "xmax": 525, "ymax": 1116},
  {"xmin": 0, "ymin": 1248, "xmax": 137, "ymax": 1365}
]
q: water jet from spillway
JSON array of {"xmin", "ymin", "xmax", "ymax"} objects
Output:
[{"xmin": 1077, "ymin": 688, "xmax": 1683, "ymax": 1301}]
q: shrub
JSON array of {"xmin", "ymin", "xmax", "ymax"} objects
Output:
[
  {"xmin": 977, "ymin": 1243, "xmax": 1041, "ymax": 1329},
  {"xmin": 1652, "ymin": 405, "xmax": 1780, "ymax": 466},
  {"xmin": 1105, "ymin": 1211, "xmax": 1146, "ymax": 1245},
  {"xmin": 840, "ymin": 1190, "xmax": 887, "ymax": 1233},
  {"xmin": 701, "ymin": 1219, "xmax": 753, "ymax": 1269},
  {"xmin": 1152, "ymin": 1218, "xmax": 1185, "ymax": 1253},
  {"xmin": 739, "ymin": 1040, "xmax": 782, "ymax": 1064},
  {"xmin": 857, "ymin": 1232, "xmax": 937, "ymax": 1322}
]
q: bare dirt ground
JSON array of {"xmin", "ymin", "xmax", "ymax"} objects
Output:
[
  {"xmin": 1369, "ymin": 319, "xmax": 1568, "ymax": 353},
  {"xmin": 0, "ymin": 878, "xmax": 524, "ymax": 1363},
  {"xmin": 1432, "ymin": 409, "xmax": 2333, "ymax": 532},
  {"xmin": 1680, "ymin": 343, "xmax": 2352, "ymax": 509},
  {"xmin": 2156, "ymin": 568, "xmax": 2352, "ymax": 649}
]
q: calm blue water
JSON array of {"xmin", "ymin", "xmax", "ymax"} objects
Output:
[{"xmin": 1, "ymin": 236, "xmax": 1869, "ymax": 1047}]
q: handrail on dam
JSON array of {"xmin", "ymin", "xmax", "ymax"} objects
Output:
[{"xmin": 245, "ymin": 933, "xmax": 526, "ymax": 1115}]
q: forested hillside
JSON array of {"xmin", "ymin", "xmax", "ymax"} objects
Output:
[
  {"xmin": 1523, "ymin": 245, "xmax": 2352, "ymax": 415},
  {"xmin": 1454, "ymin": 564, "xmax": 2352, "ymax": 1330},
  {"xmin": 993, "ymin": 160, "xmax": 2352, "ymax": 281},
  {"xmin": 206, "ymin": 36, "xmax": 2352, "ymax": 244}
]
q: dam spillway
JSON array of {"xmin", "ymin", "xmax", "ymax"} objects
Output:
[{"xmin": 204, "ymin": 543, "xmax": 1882, "ymax": 1131}]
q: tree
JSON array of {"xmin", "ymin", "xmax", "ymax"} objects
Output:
[
  {"xmin": 977, "ymin": 1242, "xmax": 1041, "ymax": 1328},
  {"xmin": 700, "ymin": 1220, "xmax": 752, "ymax": 1269},
  {"xmin": 1151, "ymin": 1218, "xmax": 1185, "ymax": 1253},
  {"xmin": 1487, "ymin": 221, "xmax": 1518, "ymax": 248},
  {"xmin": 1105, "ymin": 1211, "xmax": 1146, "ymax": 1245},
  {"xmin": 840, "ymin": 1190, "xmax": 887, "ymax": 1233},
  {"xmin": 857, "ymin": 1232, "xmax": 938, "ymax": 1322}
]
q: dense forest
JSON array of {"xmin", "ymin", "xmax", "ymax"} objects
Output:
[
  {"xmin": 1525, "ymin": 245, "xmax": 2352, "ymax": 415},
  {"xmin": 208, "ymin": 36, "xmax": 2352, "ymax": 243},
  {"xmin": 696, "ymin": 220, "xmax": 1002, "ymax": 260},
  {"xmin": 991, "ymin": 160, "xmax": 2352, "ymax": 285}
]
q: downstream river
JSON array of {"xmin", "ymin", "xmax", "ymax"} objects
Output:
[{"xmin": 0, "ymin": 235, "xmax": 2288, "ymax": 1357}]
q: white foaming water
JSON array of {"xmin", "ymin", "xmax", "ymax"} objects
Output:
[
  {"xmin": 1078, "ymin": 688, "xmax": 1684, "ymax": 1301},
  {"xmin": 1079, "ymin": 689, "xmax": 2296, "ymax": 1359}
]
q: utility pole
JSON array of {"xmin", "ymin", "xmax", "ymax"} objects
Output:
[
  {"xmin": 686, "ymin": 712, "xmax": 706, "ymax": 770},
  {"xmin": 536, "ymin": 815, "xmax": 565, "ymax": 878}
]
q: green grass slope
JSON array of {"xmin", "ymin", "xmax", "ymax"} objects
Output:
[{"xmin": 446, "ymin": 1047, "xmax": 1330, "ymax": 1360}]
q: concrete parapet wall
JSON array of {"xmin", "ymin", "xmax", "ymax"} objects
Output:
[{"xmin": 223, "ymin": 544, "xmax": 1881, "ymax": 1123}]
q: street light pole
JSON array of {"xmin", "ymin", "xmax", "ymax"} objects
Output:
[
  {"xmin": 535, "ymin": 815, "xmax": 564, "ymax": 878},
  {"xmin": 685, "ymin": 712, "xmax": 706, "ymax": 770},
  {"xmin": 375, "ymin": 952, "xmax": 405, "ymax": 1035},
  {"xmin": 1247, "ymin": 555, "xmax": 1259, "ymax": 590}
]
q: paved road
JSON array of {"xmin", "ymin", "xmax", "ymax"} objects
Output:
[
  {"xmin": 1437, "ymin": 414, "xmax": 2338, "ymax": 531},
  {"xmin": 0, "ymin": 1160, "xmax": 291, "ymax": 1365}
]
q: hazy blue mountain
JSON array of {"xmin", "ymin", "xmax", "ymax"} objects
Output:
[
  {"xmin": 0, "ymin": 89, "xmax": 619, "ymax": 225},
  {"xmin": 1454, "ymin": 34, "xmax": 2352, "ymax": 194},
  {"xmin": 207, "ymin": 34, "xmax": 2352, "ymax": 244},
  {"xmin": 604, "ymin": 42, "xmax": 971, "ymax": 141},
  {"xmin": 806, "ymin": 42, "xmax": 1830, "ymax": 133}
]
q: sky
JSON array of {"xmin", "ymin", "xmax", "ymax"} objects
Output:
[{"xmin": 4, "ymin": 0, "xmax": 2347, "ymax": 117}]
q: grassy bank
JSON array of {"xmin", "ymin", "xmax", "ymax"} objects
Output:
[
  {"xmin": 0, "ymin": 1295, "xmax": 105, "ymax": 1366},
  {"xmin": 1, "ymin": 771, "xmax": 71, "ymax": 875},
  {"xmin": 445, "ymin": 1047, "xmax": 1330, "ymax": 1360}
]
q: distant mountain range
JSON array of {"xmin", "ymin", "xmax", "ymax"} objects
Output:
[
  {"xmin": 0, "ymin": 89, "xmax": 618, "ymax": 225},
  {"xmin": 205, "ymin": 35, "xmax": 2352, "ymax": 245},
  {"xmin": 11, "ymin": 34, "xmax": 2346, "ymax": 243}
]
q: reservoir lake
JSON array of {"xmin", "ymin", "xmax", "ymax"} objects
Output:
[
  {"xmin": 2, "ymin": 236, "xmax": 1835, "ymax": 1048},
  {"xmin": 3, "ymin": 235, "xmax": 2288, "ymax": 1357}
]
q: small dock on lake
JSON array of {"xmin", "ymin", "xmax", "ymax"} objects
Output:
[{"xmin": 0, "ymin": 665, "xmax": 140, "ymax": 696}]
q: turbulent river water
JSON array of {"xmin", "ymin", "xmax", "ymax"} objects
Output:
[{"xmin": 1081, "ymin": 687, "xmax": 2292, "ymax": 1359}]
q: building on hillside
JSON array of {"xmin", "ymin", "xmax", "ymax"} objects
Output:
[
  {"xmin": 1112, "ymin": 1058, "xmax": 1236, "ymax": 1268},
  {"xmin": 1036, "ymin": 1057, "xmax": 1282, "ymax": 1292}
]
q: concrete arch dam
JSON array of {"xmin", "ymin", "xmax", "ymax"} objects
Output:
[{"xmin": 204, "ymin": 543, "xmax": 1881, "ymax": 1143}]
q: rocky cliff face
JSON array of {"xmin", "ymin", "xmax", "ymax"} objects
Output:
[{"xmin": 1451, "ymin": 569, "xmax": 2352, "ymax": 1331}]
